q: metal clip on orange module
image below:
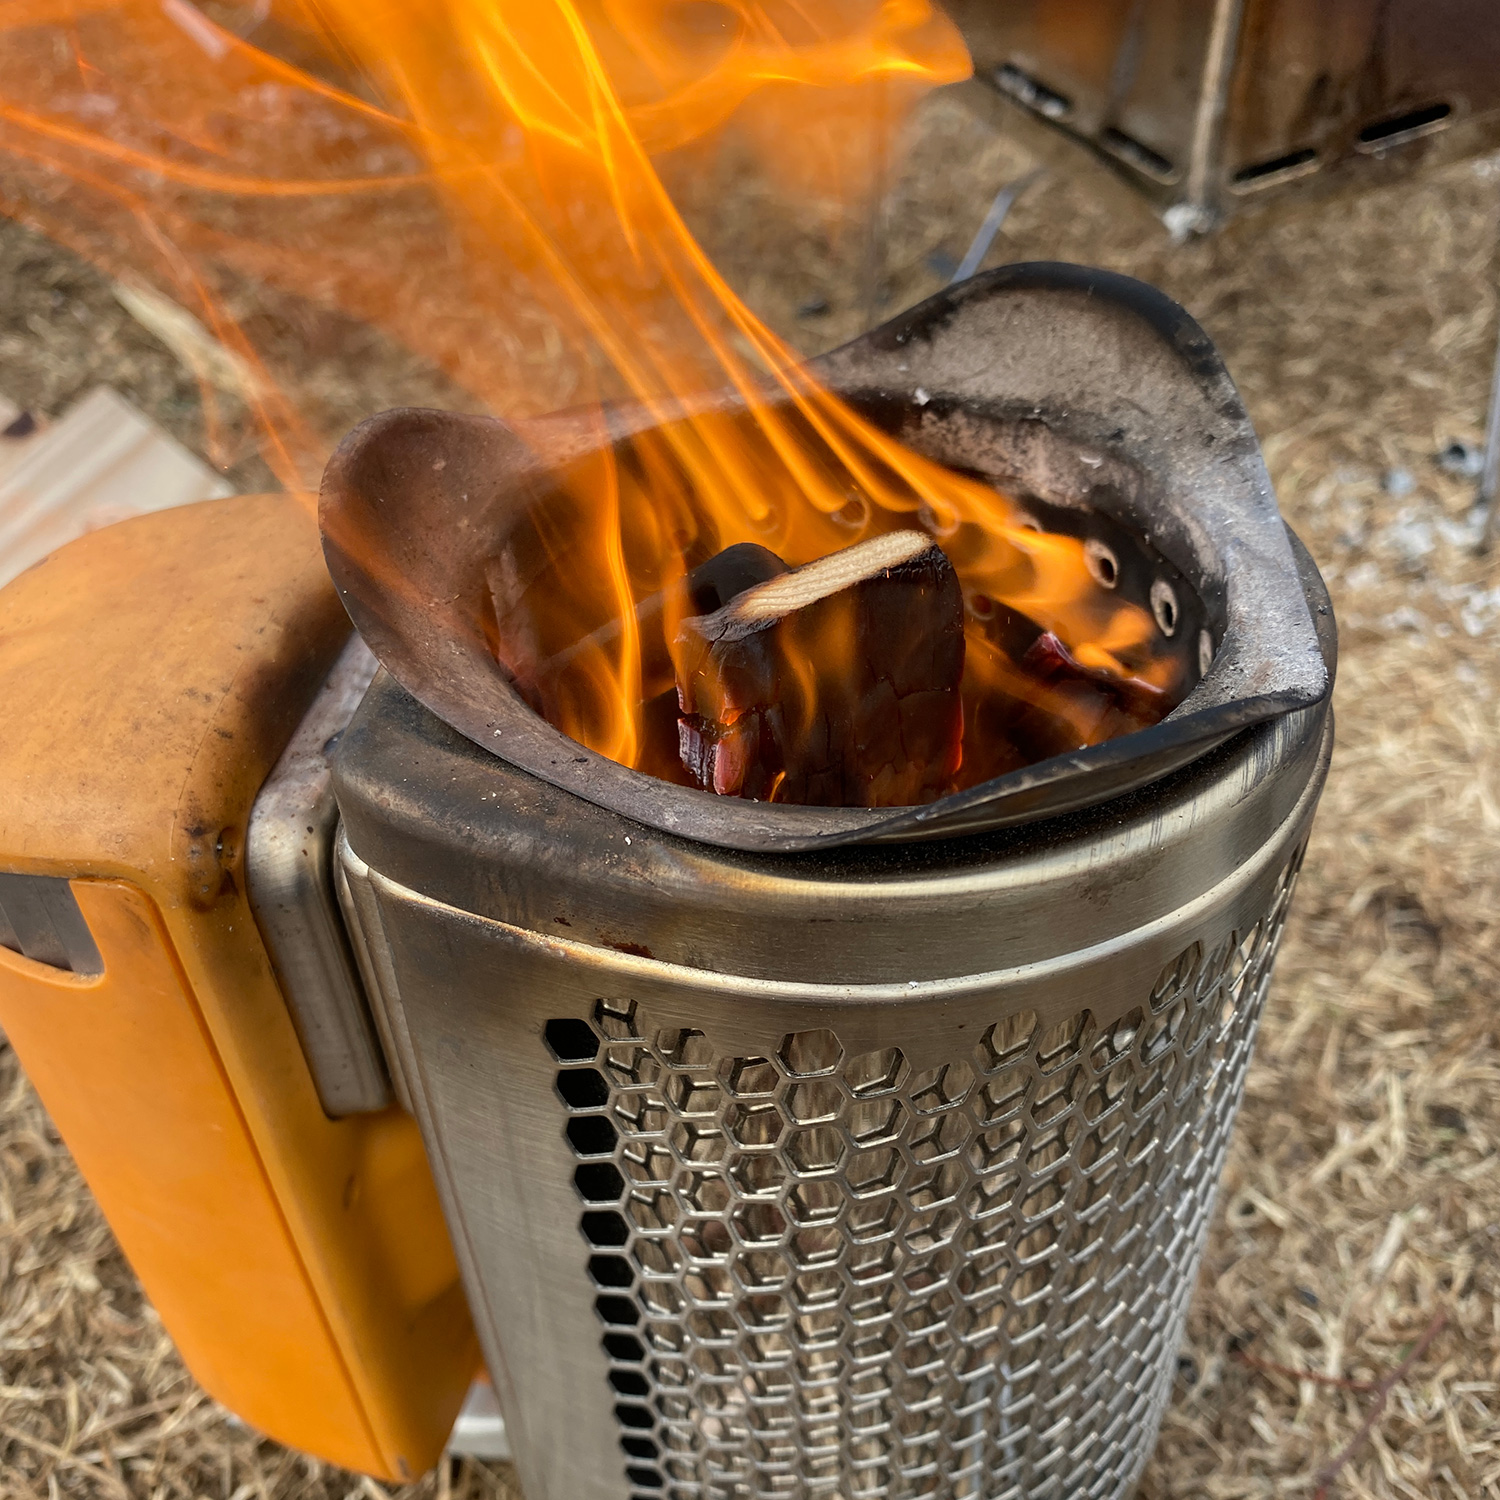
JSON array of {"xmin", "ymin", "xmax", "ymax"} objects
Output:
[{"xmin": 0, "ymin": 494, "xmax": 478, "ymax": 1480}]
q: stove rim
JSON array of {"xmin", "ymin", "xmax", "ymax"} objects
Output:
[{"xmin": 329, "ymin": 665, "xmax": 1333, "ymax": 985}]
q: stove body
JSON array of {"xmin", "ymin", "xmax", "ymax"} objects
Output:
[
  {"xmin": 323, "ymin": 266, "xmax": 1336, "ymax": 1500},
  {"xmin": 333, "ymin": 670, "xmax": 1329, "ymax": 1500},
  {"xmin": 0, "ymin": 265, "xmax": 1335, "ymax": 1497}
]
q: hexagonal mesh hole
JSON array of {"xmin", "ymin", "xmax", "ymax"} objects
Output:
[{"xmin": 547, "ymin": 846, "xmax": 1304, "ymax": 1499}]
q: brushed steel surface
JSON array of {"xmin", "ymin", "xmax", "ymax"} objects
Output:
[
  {"xmin": 332, "ymin": 826, "xmax": 416, "ymax": 1117},
  {"xmin": 334, "ymin": 684, "xmax": 1332, "ymax": 1500},
  {"xmin": 333, "ymin": 670, "xmax": 1330, "ymax": 993},
  {"xmin": 245, "ymin": 631, "xmax": 388, "ymax": 1116},
  {"xmin": 0, "ymin": 872, "xmax": 103, "ymax": 975}
]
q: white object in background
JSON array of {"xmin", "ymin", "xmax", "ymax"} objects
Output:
[
  {"xmin": 0, "ymin": 386, "xmax": 233, "ymax": 589},
  {"xmin": 445, "ymin": 1377, "xmax": 511, "ymax": 1461}
]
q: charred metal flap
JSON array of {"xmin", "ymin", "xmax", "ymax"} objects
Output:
[{"xmin": 321, "ymin": 263, "xmax": 1332, "ymax": 852}]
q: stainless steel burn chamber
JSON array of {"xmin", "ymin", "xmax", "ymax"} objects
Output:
[{"xmin": 322, "ymin": 266, "xmax": 1335, "ymax": 1500}]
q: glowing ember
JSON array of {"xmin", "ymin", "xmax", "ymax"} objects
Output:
[{"xmin": 0, "ymin": 0, "xmax": 1187, "ymax": 803}]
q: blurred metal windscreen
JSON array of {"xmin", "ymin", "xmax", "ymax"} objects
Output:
[{"xmin": 946, "ymin": 0, "xmax": 1500, "ymax": 229}]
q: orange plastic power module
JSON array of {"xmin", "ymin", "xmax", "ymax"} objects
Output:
[{"xmin": 0, "ymin": 493, "xmax": 477, "ymax": 1480}]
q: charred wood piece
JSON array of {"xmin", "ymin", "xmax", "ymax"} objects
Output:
[
  {"xmin": 490, "ymin": 540, "xmax": 788, "ymax": 715},
  {"xmin": 968, "ymin": 619, "xmax": 1167, "ymax": 773},
  {"xmin": 673, "ymin": 530, "xmax": 965, "ymax": 807}
]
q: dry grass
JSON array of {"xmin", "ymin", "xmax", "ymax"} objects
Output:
[
  {"xmin": 0, "ymin": 1067, "xmax": 526, "ymax": 1500},
  {"xmin": 3, "ymin": 81, "xmax": 1500, "ymax": 1500}
]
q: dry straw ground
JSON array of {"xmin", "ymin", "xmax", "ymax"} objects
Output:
[{"xmin": 2, "ymin": 82, "xmax": 1498, "ymax": 1500}]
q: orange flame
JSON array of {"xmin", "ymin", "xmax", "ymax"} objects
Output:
[{"xmin": 0, "ymin": 0, "xmax": 1181, "ymax": 799}]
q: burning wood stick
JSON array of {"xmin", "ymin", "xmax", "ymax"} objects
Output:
[
  {"xmin": 673, "ymin": 530, "xmax": 965, "ymax": 806},
  {"xmin": 489, "ymin": 540, "xmax": 787, "ymax": 722},
  {"xmin": 633, "ymin": 544, "xmax": 790, "ymax": 786}
]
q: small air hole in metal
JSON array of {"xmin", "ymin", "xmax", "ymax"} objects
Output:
[
  {"xmin": 545, "ymin": 1017, "xmax": 599, "ymax": 1061},
  {"xmin": 581, "ymin": 1210, "xmax": 630, "ymax": 1247},
  {"xmin": 832, "ymin": 495, "xmax": 869, "ymax": 529},
  {"xmin": 1357, "ymin": 101, "xmax": 1451, "ymax": 150},
  {"xmin": 993, "ymin": 62, "xmax": 1071, "ymax": 119},
  {"xmin": 605, "ymin": 1332, "xmax": 646, "ymax": 1363},
  {"xmin": 1083, "ymin": 538, "xmax": 1119, "ymax": 589},
  {"xmin": 576, "ymin": 1161, "xmax": 626, "ymax": 1200},
  {"xmin": 918, "ymin": 500, "xmax": 961, "ymax": 539},
  {"xmin": 589, "ymin": 1254, "xmax": 634, "ymax": 1287},
  {"xmin": 594, "ymin": 1294, "xmax": 639, "ymax": 1325},
  {"xmin": 1230, "ymin": 147, "xmax": 1318, "ymax": 190},
  {"xmin": 1100, "ymin": 127, "xmax": 1176, "ymax": 182},
  {"xmin": 557, "ymin": 1068, "xmax": 609, "ymax": 1109},
  {"xmin": 567, "ymin": 1114, "xmax": 618, "ymax": 1156},
  {"xmin": 1151, "ymin": 579, "xmax": 1179, "ymax": 637}
]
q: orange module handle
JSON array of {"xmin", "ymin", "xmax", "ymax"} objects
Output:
[{"xmin": 0, "ymin": 495, "xmax": 477, "ymax": 1479}]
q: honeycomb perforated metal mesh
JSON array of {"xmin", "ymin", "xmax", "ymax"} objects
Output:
[{"xmin": 545, "ymin": 850, "xmax": 1304, "ymax": 1500}]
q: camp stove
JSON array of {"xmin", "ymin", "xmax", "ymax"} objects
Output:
[
  {"xmin": 0, "ymin": 264, "xmax": 1332, "ymax": 1498},
  {"xmin": 317, "ymin": 265, "xmax": 1335, "ymax": 1500}
]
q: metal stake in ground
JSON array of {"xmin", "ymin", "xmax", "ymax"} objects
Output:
[
  {"xmin": 1480, "ymin": 290, "xmax": 1500, "ymax": 552},
  {"xmin": 950, "ymin": 167, "xmax": 1046, "ymax": 284}
]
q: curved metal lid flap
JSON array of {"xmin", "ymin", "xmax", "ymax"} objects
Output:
[{"xmin": 320, "ymin": 263, "xmax": 1331, "ymax": 852}]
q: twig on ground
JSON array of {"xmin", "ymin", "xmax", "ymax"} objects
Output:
[
  {"xmin": 1229, "ymin": 1345, "xmax": 1379, "ymax": 1393},
  {"xmin": 1310, "ymin": 1310, "xmax": 1449, "ymax": 1500}
]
